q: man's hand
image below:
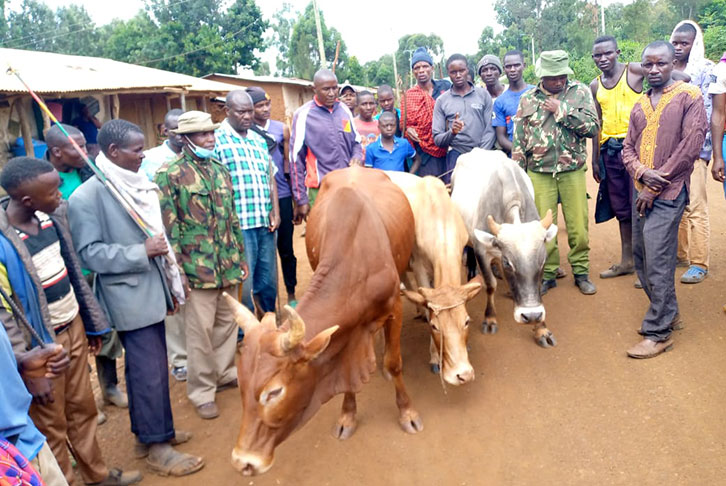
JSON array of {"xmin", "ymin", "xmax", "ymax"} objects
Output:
[
  {"xmin": 635, "ymin": 190, "xmax": 656, "ymax": 216},
  {"xmin": 640, "ymin": 169, "xmax": 670, "ymax": 192},
  {"xmin": 88, "ymin": 335, "xmax": 102, "ymax": 356},
  {"xmin": 241, "ymin": 261, "xmax": 250, "ymax": 281},
  {"xmin": 406, "ymin": 127, "xmax": 420, "ymax": 143},
  {"xmin": 293, "ymin": 204, "xmax": 309, "ymax": 224},
  {"xmin": 451, "ymin": 113, "xmax": 465, "ymax": 135},
  {"xmin": 144, "ymin": 234, "xmax": 169, "ymax": 258},
  {"xmin": 712, "ymin": 156, "xmax": 725, "ymax": 182},
  {"xmin": 349, "ymin": 157, "xmax": 363, "ymax": 167},
  {"xmin": 25, "ymin": 376, "xmax": 55, "ymax": 405},
  {"xmin": 19, "ymin": 343, "xmax": 69, "ymax": 379},
  {"xmin": 269, "ymin": 212, "xmax": 281, "ymax": 232},
  {"xmin": 167, "ymin": 297, "xmax": 180, "ymax": 316},
  {"xmin": 592, "ymin": 164, "xmax": 602, "ymax": 183},
  {"xmin": 543, "ymin": 98, "xmax": 561, "ymax": 114}
]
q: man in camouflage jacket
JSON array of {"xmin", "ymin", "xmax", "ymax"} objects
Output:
[
  {"xmin": 156, "ymin": 111, "xmax": 249, "ymax": 420},
  {"xmin": 512, "ymin": 50, "xmax": 600, "ymax": 296}
]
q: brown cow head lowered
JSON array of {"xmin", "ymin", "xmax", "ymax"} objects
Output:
[
  {"xmin": 222, "ymin": 293, "xmax": 338, "ymax": 476},
  {"xmin": 402, "ymin": 279, "xmax": 482, "ymax": 385}
]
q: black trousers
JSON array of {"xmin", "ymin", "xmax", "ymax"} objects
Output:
[
  {"xmin": 118, "ymin": 321, "xmax": 175, "ymax": 444},
  {"xmin": 277, "ymin": 196, "xmax": 297, "ymax": 295}
]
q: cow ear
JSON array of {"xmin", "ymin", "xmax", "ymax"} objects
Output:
[
  {"xmin": 402, "ymin": 289, "xmax": 427, "ymax": 306},
  {"xmin": 544, "ymin": 224, "xmax": 558, "ymax": 243},
  {"xmin": 474, "ymin": 229, "xmax": 498, "ymax": 251},
  {"xmin": 303, "ymin": 325, "xmax": 339, "ymax": 361},
  {"xmin": 461, "ymin": 276, "xmax": 483, "ymax": 301}
]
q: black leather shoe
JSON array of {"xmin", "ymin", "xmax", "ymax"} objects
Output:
[
  {"xmin": 541, "ymin": 279, "xmax": 557, "ymax": 295},
  {"xmin": 574, "ymin": 274, "xmax": 597, "ymax": 295}
]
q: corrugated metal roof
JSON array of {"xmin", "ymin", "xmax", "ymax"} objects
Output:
[
  {"xmin": 204, "ymin": 73, "xmax": 373, "ymax": 93},
  {"xmin": 1, "ymin": 48, "xmax": 240, "ymax": 95}
]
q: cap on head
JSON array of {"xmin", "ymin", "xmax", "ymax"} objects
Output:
[
  {"xmin": 535, "ymin": 50, "xmax": 574, "ymax": 78},
  {"xmin": 171, "ymin": 111, "xmax": 220, "ymax": 135},
  {"xmin": 476, "ymin": 54, "xmax": 503, "ymax": 75},
  {"xmin": 246, "ymin": 87, "xmax": 269, "ymax": 105},
  {"xmin": 339, "ymin": 83, "xmax": 355, "ymax": 95},
  {"xmin": 411, "ymin": 47, "xmax": 434, "ymax": 68}
]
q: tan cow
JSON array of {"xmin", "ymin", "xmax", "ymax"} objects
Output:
[
  {"xmin": 385, "ymin": 171, "xmax": 482, "ymax": 386},
  {"xmin": 225, "ymin": 167, "xmax": 421, "ymax": 476}
]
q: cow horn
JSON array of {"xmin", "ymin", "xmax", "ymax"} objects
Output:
[
  {"xmin": 487, "ymin": 215, "xmax": 501, "ymax": 236},
  {"xmin": 541, "ymin": 209, "xmax": 553, "ymax": 229},
  {"xmin": 280, "ymin": 305, "xmax": 306, "ymax": 352},
  {"xmin": 222, "ymin": 292, "xmax": 259, "ymax": 333}
]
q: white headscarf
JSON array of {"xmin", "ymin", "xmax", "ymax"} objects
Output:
[
  {"xmin": 670, "ymin": 20, "xmax": 705, "ymax": 73},
  {"xmin": 96, "ymin": 152, "xmax": 186, "ymax": 305}
]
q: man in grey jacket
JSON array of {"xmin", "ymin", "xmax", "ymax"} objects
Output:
[
  {"xmin": 0, "ymin": 156, "xmax": 140, "ymax": 486},
  {"xmin": 69, "ymin": 120, "xmax": 204, "ymax": 478},
  {"xmin": 433, "ymin": 53, "xmax": 496, "ymax": 183}
]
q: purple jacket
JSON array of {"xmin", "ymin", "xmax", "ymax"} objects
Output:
[{"xmin": 289, "ymin": 98, "xmax": 362, "ymax": 205}]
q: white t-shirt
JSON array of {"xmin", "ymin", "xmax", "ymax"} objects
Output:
[
  {"xmin": 140, "ymin": 141, "xmax": 179, "ymax": 182},
  {"xmin": 708, "ymin": 62, "xmax": 726, "ymax": 95}
]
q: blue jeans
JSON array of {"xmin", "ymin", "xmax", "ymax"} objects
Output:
[
  {"xmin": 632, "ymin": 187, "xmax": 687, "ymax": 341},
  {"xmin": 241, "ymin": 227, "xmax": 278, "ymax": 313}
]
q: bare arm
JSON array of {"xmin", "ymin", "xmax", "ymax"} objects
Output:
[
  {"xmin": 283, "ymin": 124, "xmax": 291, "ymax": 176},
  {"xmin": 495, "ymin": 126, "xmax": 512, "ymax": 153},
  {"xmin": 590, "ymin": 78, "xmax": 602, "ymax": 183},
  {"xmin": 711, "ymin": 93, "xmax": 725, "ymax": 182}
]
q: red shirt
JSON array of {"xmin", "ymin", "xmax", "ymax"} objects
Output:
[{"xmin": 404, "ymin": 84, "xmax": 448, "ymax": 158}]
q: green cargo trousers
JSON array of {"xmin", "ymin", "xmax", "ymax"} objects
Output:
[{"xmin": 528, "ymin": 166, "xmax": 590, "ymax": 280}]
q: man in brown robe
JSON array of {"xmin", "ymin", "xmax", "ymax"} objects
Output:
[{"xmin": 622, "ymin": 41, "xmax": 707, "ymax": 359}]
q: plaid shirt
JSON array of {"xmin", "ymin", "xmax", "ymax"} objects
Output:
[
  {"xmin": 403, "ymin": 80, "xmax": 450, "ymax": 158},
  {"xmin": 214, "ymin": 120, "xmax": 277, "ymax": 230}
]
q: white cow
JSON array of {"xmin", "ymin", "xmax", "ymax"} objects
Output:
[
  {"xmin": 450, "ymin": 149, "xmax": 558, "ymax": 347},
  {"xmin": 386, "ymin": 171, "xmax": 482, "ymax": 385}
]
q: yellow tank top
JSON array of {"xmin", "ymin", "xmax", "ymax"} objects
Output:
[{"xmin": 596, "ymin": 64, "xmax": 642, "ymax": 145}]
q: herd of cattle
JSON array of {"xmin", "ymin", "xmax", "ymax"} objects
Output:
[{"xmin": 223, "ymin": 149, "xmax": 559, "ymax": 476}]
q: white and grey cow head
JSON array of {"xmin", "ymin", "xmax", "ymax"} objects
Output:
[{"xmin": 474, "ymin": 209, "xmax": 557, "ymax": 324}]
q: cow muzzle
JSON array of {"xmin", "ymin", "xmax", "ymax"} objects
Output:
[
  {"xmin": 443, "ymin": 362, "xmax": 475, "ymax": 386},
  {"xmin": 231, "ymin": 448, "xmax": 274, "ymax": 476},
  {"xmin": 514, "ymin": 305, "xmax": 546, "ymax": 324}
]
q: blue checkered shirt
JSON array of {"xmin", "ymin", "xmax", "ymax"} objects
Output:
[{"xmin": 214, "ymin": 119, "xmax": 277, "ymax": 230}]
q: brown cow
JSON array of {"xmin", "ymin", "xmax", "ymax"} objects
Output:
[
  {"xmin": 385, "ymin": 171, "xmax": 482, "ymax": 385},
  {"xmin": 225, "ymin": 167, "xmax": 421, "ymax": 476}
]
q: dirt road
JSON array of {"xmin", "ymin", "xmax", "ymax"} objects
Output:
[{"xmin": 95, "ymin": 173, "xmax": 726, "ymax": 485}]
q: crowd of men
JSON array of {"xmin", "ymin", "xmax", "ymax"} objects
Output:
[{"xmin": 1, "ymin": 16, "xmax": 725, "ymax": 486}]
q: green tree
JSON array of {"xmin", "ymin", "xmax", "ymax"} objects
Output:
[
  {"xmin": 289, "ymin": 2, "xmax": 349, "ymax": 80},
  {"xmin": 364, "ymin": 55, "xmax": 395, "ymax": 87},
  {"xmin": 140, "ymin": 0, "xmax": 267, "ymax": 76},
  {"xmin": 101, "ymin": 12, "xmax": 158, "ymax": 63},
  {"xmin": 53, "ymin": 5, "xmax": 102, "ymax": 56},
  {"xmin": 3, "ymin": 0, "xmax": 57, "ymax": 51},
  {"xmin": 345, "ymin": 56, "xmax": 365, "ymax": 85},
  {"xmin": 269, "ymin": 3, "xmax": 297, "ymax": 76},
  {"xmin": 395, "ymin": 33, "xmax": 444, "ymax": 87}
]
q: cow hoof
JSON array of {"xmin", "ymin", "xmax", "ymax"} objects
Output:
[
  {"xmin": 429, "ymin": 363, "xmax": 440, "ymax": 374},
  {"xmin": 398, "ymin": 409, "xmax": 424, "ymax": 434},
  {"xmin": 535, "ymin": 332, "xmax": 557, "ymax": 348},
  {"xmin": 332, "ymin": 419, "xmax": 357, "ymax": 440},
  {"xmin": 481, "ymin": 320, "xmax": 498, "ymax": 334}
]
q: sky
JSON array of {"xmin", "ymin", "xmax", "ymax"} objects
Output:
[
  {"xmin": 13, "ymin": 0, "xmax": 500, "ymax": 65},
  {"xmin": 11, "ymin": 0, "xmax": 622, "ymax": 71}
]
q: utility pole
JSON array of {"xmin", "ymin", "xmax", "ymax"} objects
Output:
[
  {"xmin": 601, "ymin": 1, "xmax": 606, "ymax": 34},
  {"xmin": 312, "ymin": 0, "xmax": 326, "ymax": 68},
  {"xmin": 531, "ymin": 37, "xmax": 535, "ymax": 66}
]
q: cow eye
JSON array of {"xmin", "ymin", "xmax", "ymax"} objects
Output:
[
  {"xmin": 431, "ymin": 323, "xmax": 440, "ymax": 332},
  {"xmin": 464, "ymin": 317, "xmax": 470, "ymax": 327},
  {"xmin": 502, "ymin": 258, "xmax": 512, "ymax": 269},
  {"xmin": 260, "ymin": 387, "xmax": 285, "ymax": 406}
]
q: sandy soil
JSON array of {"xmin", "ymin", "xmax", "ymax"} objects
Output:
[{"xmin": 92, "ymin": 172, "xmax": 726, "ymax": 486}]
